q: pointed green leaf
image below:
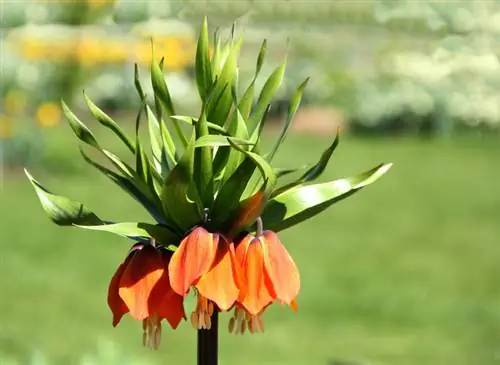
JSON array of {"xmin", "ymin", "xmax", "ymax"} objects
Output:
[
  {"xmin": 249, "ymin": 103, "xmax": 271, "ymax": 145},
  {"xmin": 256, "ymin": 39, "xmax": 267, "ymax": 76},
  {"xmin": 134, "ymin": 63, "xmax": 146, "ymax": 102},
  {"xmin": 161, "ymin": 133, "xmax": 203, "ymax": 230},
  {"xmin": 150, "ymin": 56, "xmax": 188, "ymax": 148},
  {"xmin": 74, "ymin": 222, "xmax": 179, "ymax": 244},
  {"xmin": 61, "ymin": 100, "xmax": 98, "ymax": 148},
  {"xmin": 171, "ymin": 116, "xmax": 228, "ymax": 135},
  {"xmin": 267, "ymin": 77, "xmax": 310, "ymax": 162},
  {"xmin": 62, "ymin": 100, "xmax": 141, "ymax": 183},
  {"xmin": 299, "ymin": 130, "xmax": 340, "ymax": 182},
  {"xmin": 275, "ymin": 165, "xmax": 310, "ymax": 179},
  {"xmin": 83, "ymin": 91, "xmax": 136, "ymax": 153},
  {"xmin": 193, "ymin": 135, "xmax": 253, "ymax": 148},
  {"xmin": 206, "ymin": 38, "xmax": 242, "ymax": 125},
  {"xmin": 146, "ymin": 105, "xmax": 176, "ymax": 174},
  {"xmin": 238, "ymin": 81, "xmax": 255, "ymax": 120},
  {"xmin": 25, "ymin": 169, "xmax": 102, "ymax": 226},
  {"xmin": 213, "ymin": 109, "xmax": 250, "ymax": 187},
  {"xmin": 135, "ymin": 141, "xmax": 154, "ymax": 188},
  {"xmin": 195, "ymin": 16, "xmax": 213, "ymax": 102},
  {"xmin": 272, "ymin": 130, "xmax": 340, "ymax": 197},
  {"xmin": 250, "ymin": 59, "xmax": 287, "ymax": 133},
  {"xmin": 227, "ymin": 138, "xmax": 276, "ymax": 197},
  {"xmin": 261, "ymin": 163, "xmax": 393, "ymax": 232},
  {"xmin": 79, "ymin": 148, "xmax": 165, "ymax": 224},
  {"xmin": 211, "ymin": 28, "xmax": 222, "ymax": 76},
  {"xmin": 194, "ymin": 107, "xmax": 214, "ymax": 206},
  {"xmin": 211, "ymin": 155, "xmax": 257, "ymax": 227}
]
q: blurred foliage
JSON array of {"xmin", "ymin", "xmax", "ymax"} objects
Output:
[
  {"xmin": 350, "ymin": 0, "xmax": 500, "ymax": 135},
  {"xmin": 2, "ymin": 0, "xmax": 500, "ymax": 153},
  {"xmin": 0, "ymin": 0, "xmax": 198, "ymax": 147},
  {"xmin": 0, "ymin": 340, "xmax": 155, "ymax": 365}
]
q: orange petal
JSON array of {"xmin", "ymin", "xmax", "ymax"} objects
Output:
[
  {"xmin": 239, "ymin": 238, "xmax": 274, "ymax": 315},
  {"xmin": 107, "ymin": 261, "xmax": 129, "ymax": 327},
  {"xmin": 230, "ymin": 191, "xmax": 266, "ymax": 233},
  {"xmin": 118, "ymin": 245, "xmax": 164, "ymax": 321},
  {"xmin": 168, "ymin": 227, "xmax": 218, "ymax": 296},
  {"xmin": 290, "ymin": 299, "xmax": 298, "ymax": 313},
  {"xmin": 262, "ymin": 231, "xmax": 300, "ymax": 305},
  {"xmin": 154, "ymin": 250, "xmax": 186, "ymax": 329},
  {"xmin": 195, "ymin": 239, "xmax": 239, "ymax": 311},
  {"xmin": 235, "ymin": 234, "xmax": 252, "ymax": 266}
]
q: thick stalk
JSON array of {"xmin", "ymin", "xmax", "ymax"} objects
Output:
[{"xmin": 197, "ymin": 310, "xmax": 218, "ymax": 365}]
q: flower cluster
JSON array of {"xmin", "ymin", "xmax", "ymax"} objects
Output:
[
  {"xmin": 108, "ymin": 220, "xmax": 299, "ymax": 348},
  {"xmin": 26, "ymin": 17, "xmax": 391, "ymax": 353}
]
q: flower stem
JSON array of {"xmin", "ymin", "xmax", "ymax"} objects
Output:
[
  {"xmin": 256, "ymin": 217, "xmax": 263, "ymax": 237},
  {"xmin": 197, "ymin": 310, "xmax": 218, "ymax": 365}
]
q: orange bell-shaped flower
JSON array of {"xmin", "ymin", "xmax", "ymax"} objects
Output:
[
  {"xmin": 168, "ymin": 226, "xmax": 241, "ymax": 329},
  {"xmin": 229, "ymin": 229, "xmax": 300, "ymax": 334},
  {"xmin": 107, "ymin": 243, "xmax": 185, "ymax": 349}
]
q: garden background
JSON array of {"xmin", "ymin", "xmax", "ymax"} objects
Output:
[{"xmin": 1, "ymin": 1, "xmax": 499, "ymax": 364}]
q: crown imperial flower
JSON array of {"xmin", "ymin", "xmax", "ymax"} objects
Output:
[{"xmin": 25, "ymin": 16, "xmax": 391, "ymax": 356}]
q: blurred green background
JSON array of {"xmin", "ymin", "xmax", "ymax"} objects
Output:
[{"xmin": 1, "ymin": 1, "xmax": 500, "ymax": 365}]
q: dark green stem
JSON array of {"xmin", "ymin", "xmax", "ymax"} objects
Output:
[{"xmin": 197, "ymin": 310, "xmax": 218, "ymax": 365}]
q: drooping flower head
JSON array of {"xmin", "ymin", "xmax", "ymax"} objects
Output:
[
  {"xmin": 168, "ymin": 226, "xmax": 242, "ymax": 329},
  {"xmin": 107, "ymin": 242, "xmax": 185, "ymax": 349},
  {"xmin": 229, "ymin": 221, "xmax": 300, "ymax": 334}
]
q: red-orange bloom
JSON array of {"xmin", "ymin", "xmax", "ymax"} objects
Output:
[
  {"xmin": 108, "ymin": 243, "xmax": 185, "ymax": 349},
  {"xmin": 168, "ymin": 226, "xmax": 241, "ymax": 329},
  {"xmin": 229, "ymin": 230, "xmax": 300, "ymax": 334}
]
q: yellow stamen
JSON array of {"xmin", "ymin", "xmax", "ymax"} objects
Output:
[
  {"xmin": 142, "ymin": 314, "xmax": 162, "ymax": 350},
  {"xmin": 228, "ymin": 305, "xmax": 266, "ymax": 335},
  {"xmin": 191, "ymin": 294, "xmax": 215, "ymax": 330},
  {"xmin": 228, "ymin": 317, "xmax": 236, "ymax": 333}
]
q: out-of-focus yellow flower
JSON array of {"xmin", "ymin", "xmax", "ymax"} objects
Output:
[
  {"xmin": 4, "ymin": 90, "xmax": 27, "ymax": 116},
  {"xmin": 75, "ymin": 37, "xmax": 102, "ymax": 67},
  {"xmin": 49, "ymin": 42, "xmax": 74, "ymax": 62},
  {"xmin": 20, "ymin": 39, "xmax": 45, "ymax": 61},
  {"xmin": 102, "ymin": 40, "xmax": 128, "ymax": 64},
  {"xmin": 0, "ymin": 115, "xmax": 13, "ymax": 138},
  {"xmin": 88, "ymin": 0, "xmax": 115, "ymax": 9},
  {"xmin": 36, "ymin": 102, "xmax": 61, "ymax": 128},
  {"xmin": 135, "ymin": 42, "xmax": 154, "ymax": 66}
]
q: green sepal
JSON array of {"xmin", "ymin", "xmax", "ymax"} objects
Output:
[{"xmin": 261, "ymin": 163, "xmax": 393, "ymax": 232}]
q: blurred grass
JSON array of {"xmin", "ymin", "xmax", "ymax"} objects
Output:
[{"xmin": 1, "ymin": 124, "xmax": 500, "ymax": 365}]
